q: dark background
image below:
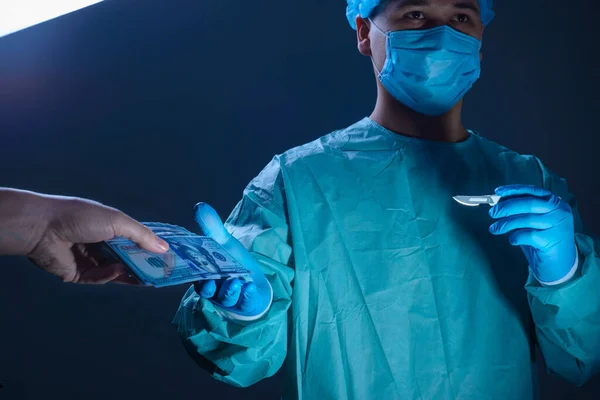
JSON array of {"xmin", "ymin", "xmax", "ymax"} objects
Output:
[{"xmin": 0, "ymin": 0, "xmax": 599, "ymax": 398}]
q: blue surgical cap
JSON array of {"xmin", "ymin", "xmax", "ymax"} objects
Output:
[{"xmin": 346, "ymin": 0, "xmax": 495, "ymax": 30}]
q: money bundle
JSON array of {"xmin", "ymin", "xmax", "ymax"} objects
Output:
[{"xmin": 100, "ymin": 222, "xmax": 251, "ymax": 287}]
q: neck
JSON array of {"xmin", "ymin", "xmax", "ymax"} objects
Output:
[{"xmin": 369, "ymin": 88, "xmax": 469, "ymax": 143}]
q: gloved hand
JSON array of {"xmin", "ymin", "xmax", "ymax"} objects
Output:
[
  {"xmin": 193, "ymin": 202, "xmax": 273, "ymax": 321},
  {"xmin": 488, "ymin": 184, "xmax": 578, "ymax": 285}
]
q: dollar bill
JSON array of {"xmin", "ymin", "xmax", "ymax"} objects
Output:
[{"xmin": 100, "ymin": 223, "xmax": 251, "ymax": 288}]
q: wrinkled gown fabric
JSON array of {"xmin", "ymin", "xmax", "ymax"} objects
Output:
[{"xmin": 173, "ymin": 118, "xmax": 600, "ymax": 400}]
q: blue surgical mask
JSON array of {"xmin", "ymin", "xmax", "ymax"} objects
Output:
[{"xmin": 369, "ymin": 21, "xmax": 482, "ymax": 116}]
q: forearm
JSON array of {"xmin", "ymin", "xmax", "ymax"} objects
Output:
[{"xmin": 0, "ymin": 188, "xmax": 50, "ymax": 256}]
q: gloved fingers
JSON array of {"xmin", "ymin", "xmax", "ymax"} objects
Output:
[
  {"xmin": 489, "ymin": 212, "xmax": 563, "ymax": 235},
  {"xmin": 508, "ymin": 229, "xmax": 553, "ymax": 250},
  {"xmin": 489, "ymin": 196, "xmax": 560, "ymax": 219},
  {"xmin": 495, "ymin": 185, "xmax": 554, "ymax": 199},
  {"xmin": 216, "ymin": 278, "xmax": 242, "ymax": 307},
  {"xmin": 236, "ymin": 282, "xmax": 259, "ymax": 313},
  {"xmin": 194, "ymin": 280, "xmax": 217, "ymax": 298}
]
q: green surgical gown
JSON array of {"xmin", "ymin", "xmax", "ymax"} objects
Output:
[{"xmin": 173, "ymin": 118, "xmax": 600, "ymax": 399}]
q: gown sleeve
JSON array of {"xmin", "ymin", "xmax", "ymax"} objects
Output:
[
  {"xmin": 172, "ymin": 156, "xmax": 295, "ymax": 387},
  {"xmin": 526, "ymin": 158, "xmax": 600, "ymax": 386}
]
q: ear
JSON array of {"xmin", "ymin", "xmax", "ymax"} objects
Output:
[{"xmin": 356, "ymin": 17, "xmax": 372, "ymax": 57}]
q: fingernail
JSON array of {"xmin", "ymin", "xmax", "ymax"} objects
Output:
[{"xmin": 157, "ymin": 238, "xmax": 169, "ymax": 251}]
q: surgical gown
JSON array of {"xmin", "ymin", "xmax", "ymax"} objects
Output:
[{"xmin": 173, "ymin": 118, "xmax": 600, "ymax": 400}]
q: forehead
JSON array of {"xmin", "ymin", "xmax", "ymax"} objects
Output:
[{"xmin": 384, "ymin": 0, "xmax": 480, "ymax": 12}]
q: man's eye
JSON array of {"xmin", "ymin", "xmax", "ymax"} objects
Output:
[
  {"xmin": 404, "ymin": 11, "xmax": 425, "ymax": 20},
  {"xmin": 453, "ymin": 14, "xmax": 470, "ymax": 23}
]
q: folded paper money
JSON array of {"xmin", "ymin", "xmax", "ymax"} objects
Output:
[{"xmin": 100, "ymin": 222, "xmax": 251, "ymax": 287}]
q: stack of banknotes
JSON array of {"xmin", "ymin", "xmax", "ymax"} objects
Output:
[{"xmin": 100, "ymin": 222, "xmax": 251, "ymax": 287}]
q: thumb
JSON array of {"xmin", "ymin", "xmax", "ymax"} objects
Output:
[
  {"xmin": 194, "ymin": 203, "xmax": 231, "ymax": 244},
  {"xmin": 194, "ymin": 203, "xmax": 262, "ymax": 279},
  {"xmin": 111, "ymin": 212, "xmax": 169, "ymax": 253}
]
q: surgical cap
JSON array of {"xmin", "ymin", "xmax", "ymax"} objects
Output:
[{"xmin": 346, "ymin": 0, "xmax": 495, "ymax": 30}]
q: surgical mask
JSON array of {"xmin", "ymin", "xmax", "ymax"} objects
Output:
[{"xmin": 369, "ymin": 21, "xmax": 482, "ymax": 116}]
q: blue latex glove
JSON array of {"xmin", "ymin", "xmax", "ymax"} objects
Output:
[
  {"xmin": 488, "ymin": 185, "xmax": 578, "ymax": 285},
  {"xmin": 193, "ymin": 203, "xmax": 273, "ymax": 321}
]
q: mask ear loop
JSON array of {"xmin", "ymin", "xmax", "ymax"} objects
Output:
[{"xmin": 367, "ymin": 19, "xmax": 387, "ymax": 77}]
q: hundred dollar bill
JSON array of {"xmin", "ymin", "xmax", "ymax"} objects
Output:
[{"xmin": 100, "ymin": 223, "xmax": 251, "ymax": 288}]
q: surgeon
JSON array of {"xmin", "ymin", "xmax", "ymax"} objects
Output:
[{"xmin": 173, "ymin": 1, "xmax": 600, "ymax": 398}]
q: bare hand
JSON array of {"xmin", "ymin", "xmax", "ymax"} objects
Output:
[{"xmin": 19, "ymin": 194, "xmax": 168, "ymax": 284}]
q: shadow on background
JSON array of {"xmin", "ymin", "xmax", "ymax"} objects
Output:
[{"xmin": 0, "ymin": 0, "xmax": 599, "ymax": 398}]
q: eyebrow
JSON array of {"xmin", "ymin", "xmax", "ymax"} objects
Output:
[
  {"xmin": 454, "ymin": 1, "xmax": 480, "ymax": 14},
  {"xmin": 390, "ymin": 0, "xmax": 480, "ymax": 14}
]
